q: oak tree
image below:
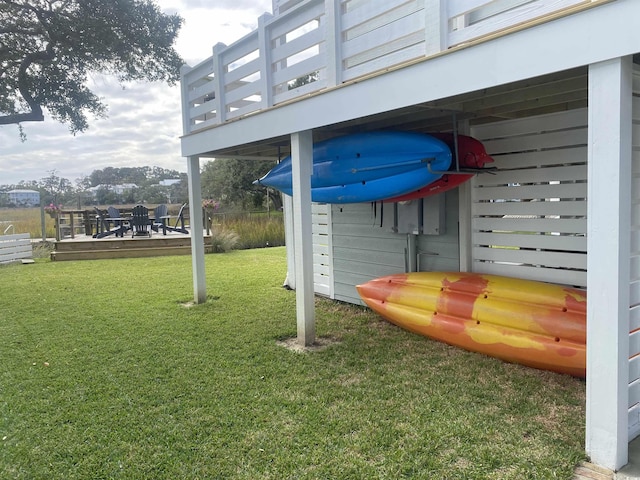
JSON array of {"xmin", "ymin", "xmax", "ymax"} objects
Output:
[{"xmin": 0, "ymin": 0, "xmax": 183, "ymax": 134}]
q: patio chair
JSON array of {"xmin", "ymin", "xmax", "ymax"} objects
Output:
[
  {"xmin": 152, "ymin": 204, "xmax": 169, "ymax": 235},
  {"xmin": 165, "ymin": 203, "xmax": 189, "ymax": 234},
  {"xmin": 107, "ymin": 206, "xmax": 129, "ymax": 237},
  {"xmin": 130, "ymin": 204, "xmax": 151, "ymax": 237},
  {"xmin": 93, "ymin": 207, "xmax": 110, "ymax": 238}
]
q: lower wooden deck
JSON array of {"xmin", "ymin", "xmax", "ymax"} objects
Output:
[{"xmin": 51, "ymin": 232, "xmax": 213, "ymax": 261}]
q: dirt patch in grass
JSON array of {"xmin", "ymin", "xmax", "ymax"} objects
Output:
[
  {"xmin": 179, "ymin": 295, "xmax": 220, "ymax": 308},
  {"xmin": 276, "ymin": 336, "xmax": 340, "ymax": 353}
]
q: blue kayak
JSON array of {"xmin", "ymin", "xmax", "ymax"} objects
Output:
[{"xmin": 254, "ymin": 131, "xmax": 451, "ymax": 203}]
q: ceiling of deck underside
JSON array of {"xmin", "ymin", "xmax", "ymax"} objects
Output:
[{"xmin": 203, "ymin": 64, "xmax": 598, "ymax": 162}]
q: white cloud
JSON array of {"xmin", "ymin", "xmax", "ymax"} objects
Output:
[{"xmin": 0, "ymin": 0, "xmax": 272, "ymax": 186}]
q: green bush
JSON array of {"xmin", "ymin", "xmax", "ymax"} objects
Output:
[{"xmin": 208, "ymin": 229, "xmax": 240, "ymax": 253}]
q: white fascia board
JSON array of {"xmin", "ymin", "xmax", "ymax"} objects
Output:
[{"xmin": 181, "ymin": 0, "xmax": 640, "ymax": 157}]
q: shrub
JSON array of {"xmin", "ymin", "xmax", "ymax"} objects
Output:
[{"xmin": 209, "ymin": 229, "xmax": 240, "ymax": 253}]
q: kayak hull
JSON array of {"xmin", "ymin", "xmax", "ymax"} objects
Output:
[
  {"xmin": 356, "ymin": 272, "xmax": 587, "ymax": 377},
  {"xmin": 255, "ymin": 131, "xmax": 452, "ymax": 203},
  {"xmin": 384, "ymin": 134, "xmax": 493, "ymax": 203}
]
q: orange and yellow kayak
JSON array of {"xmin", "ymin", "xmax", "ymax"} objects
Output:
[{"xmin": 356, "ymin": 272, "xmax": 587, "ymax": 377}]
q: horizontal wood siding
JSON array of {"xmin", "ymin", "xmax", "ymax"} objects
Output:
[
  {"xmin": 0, "ymin": 233, "xmax": 32, "ymax": 264},
  {"xmin": 470, "ymin": 108, "xmax": 588, "ymax": 288},
  {"xmin": 341, "ymin": 0, "xmax": 427, "ymax": 81},
  {"xmin": 448, "ymin": 0, "xmax": 595, "ymax": 47},
  {"xmin": 629, "ymin": 72, "xmax": 640, "ymax": 441},
  {"xmin": 312, "ymin": 203, "xmax": 333, "ymax": 297},
  {"xmin": 332, "ymin": 203, "xmax": 406, "ymax": 305},
  {"xmin": 417, "ymin": 190, "xmax": 460, "ymax": 272},
  {"xmin": 331, "ymin": 189, "xmax": 460, "ymax": 305}
]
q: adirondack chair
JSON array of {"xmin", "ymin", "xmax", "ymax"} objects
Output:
[
  {"xmin": 93, "ymin": 207, "xmax": 111, "ymax": 238},
  {"xmin": 93, "ymin": 207, "xmax": 126, "ymax": 238},
  {"xmin": 107, "ymin": 206, "xmax": 129, "ymax": 237},
  {"xmin": 130, "ymin": 205, "xmax": 151, "ymax": 237},
  {"xmin": 165, "ymin": 203, "xmax": 189, "ymax": 234},
  {"xmin": 152, "ymin": 204, "xmax": 169, "ymax": 235}
]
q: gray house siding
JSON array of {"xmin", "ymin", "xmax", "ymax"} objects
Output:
[
  {"xmin": 331, "ymin": 203, "xmax": 406, "ymax": 305},
  {"xmin": 416, "ymin": 191, "xmax": 461, "ymax": 273},
  {"xmin": 331, "ymin": 189, "xmax": 460, "ymax": 305}
]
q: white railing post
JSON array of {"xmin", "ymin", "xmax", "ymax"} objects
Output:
[
  {"xmin": 323, "ymin": 0, "xmax": 342, "ymax": 87},
  {"xmin": 258, "ymin": 14, "xmax": 274, "ymax": 109},
  {"xmin": 180, "ymin": 64, "xmax": 193, "ymax": 134},
  {"xmin": 424, "ymin": 0, "xmax": 448, "ymax": 55},
  {"xmin": 212, "ymin": 43, "xmax": 227, "ymax": 124}
]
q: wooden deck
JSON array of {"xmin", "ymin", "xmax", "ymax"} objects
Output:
[
  {"xmin": 51, "ymin": 232, "xmax": 213, "ymax": 261},
  {"xmin": 573, "ymin": 461, "xmax": 614, "ymax": 479}
]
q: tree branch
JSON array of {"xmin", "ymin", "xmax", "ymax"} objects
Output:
[
  {"xmin": 0, "ymin": 110, "xmax": 44, "ymax": 125},
  {"xmin": 0, "ymin": 43, "xmax": 56, "ymax": 125}
]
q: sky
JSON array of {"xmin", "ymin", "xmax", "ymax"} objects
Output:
[{"xmin": 0, "ymin": 0, "xmax": 273, "ymax": 186}]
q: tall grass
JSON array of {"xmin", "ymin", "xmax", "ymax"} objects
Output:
[
  {"xmin": 211, "ymin": 212, "xmax": 285, "ymax": 250},
  {"xmin": 0, "ymin": 207, "xmax": 55, "ymax": 238},
  {"xmin": 0, "ymin": 207, "xmax": 286, "ymax": 249}
]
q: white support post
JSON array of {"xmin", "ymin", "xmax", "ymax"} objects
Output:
[
  {"xmin": 291, "ymin": 130, "xmax": 315, "ymax": 346},
  {"xmin": 459, "ymin": 121, "xmax": 473, "ymax": 272},
  {"xmin": 283, "ymin": 193, "xmax": 296, "ymax": 289},
  {"xmin": 187, "ymin": 156, "xmax": 207, "ymax": 304},
  {"xmin": 458, "ymin": 180, "xmax": 472, "ymax": 272},
  {"xmin": 586, "ymin": 56, "xmax": 633, "ymax": 471}
]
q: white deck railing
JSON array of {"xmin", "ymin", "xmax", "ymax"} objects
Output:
[{"xmin": 181, "ymin": 0, "xmax": 607, "ymax": 135}]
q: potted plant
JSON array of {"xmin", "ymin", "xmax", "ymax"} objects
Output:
[
  {"xmin": 201, "ymin": 199, "xmax": 220, "ymax": 235},
  {"xmin": 44, "ymin": 203, "xmax": 62, "ymax": 218}
]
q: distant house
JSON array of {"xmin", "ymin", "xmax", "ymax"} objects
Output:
[
  {"xmin": 7, "ymin": 189, "xmax": 40, "ymax": 207},
  {"xmin": 87, "ymin": 184, "xmax": 138, "ymax": 198},
  {"xmin": 159, "ymin": 179, "xmax": 181, "ymax": 187}
]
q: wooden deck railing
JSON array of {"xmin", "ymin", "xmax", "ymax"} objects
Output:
[
  {"xmin": 181, "ymin": 0, "xmax": 609, "ymax": 135},
  {"xmin": 55, "ymin": 210, "xmax": 93, "ymax": 241}
]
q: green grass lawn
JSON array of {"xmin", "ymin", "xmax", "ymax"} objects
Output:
[{"xmin": 0, "ymin": 248, "xmax": 585, "ymax": 479}]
